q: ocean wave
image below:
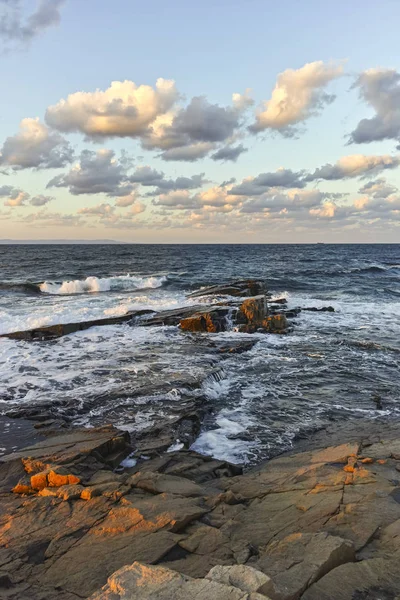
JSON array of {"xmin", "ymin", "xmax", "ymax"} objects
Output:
[
  {"xmin": 39, "ymin": 274, "xmax": 167, "ymax": 295},
  {"xmin": 0, "ymin": 282, "xmax": 41, "ymax": 295}
]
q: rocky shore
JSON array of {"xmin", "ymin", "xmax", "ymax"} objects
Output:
[
  {"xmin": 3, "ymin": 278, "xmax": 398, "ymax": 599},
  {"xmin": 1, "ymin": 417, "xmax": 400, "ymax": 599}
]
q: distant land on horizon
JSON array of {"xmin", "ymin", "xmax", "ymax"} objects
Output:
[{"xmin": 0, "ymin": 239, "xmax": 122, "ymax": 244}]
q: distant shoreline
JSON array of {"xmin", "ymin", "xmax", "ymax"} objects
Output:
[{"xmin": 1, "ymin": 241, "xmax": 399, "ymax": 245}]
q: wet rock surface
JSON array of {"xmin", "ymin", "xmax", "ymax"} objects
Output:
[{"xmin": 1, "ymin": 421, "xmax": 400, "ymax": 599}]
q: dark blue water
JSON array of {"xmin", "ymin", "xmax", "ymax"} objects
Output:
[{"xmin": 0, "ymin": 244, "xmax": 399, "ymax": 463}]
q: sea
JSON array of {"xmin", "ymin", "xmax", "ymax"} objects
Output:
[{"xmin": 0, "ymin": 244, "xmax": 399, "ymax": 464}]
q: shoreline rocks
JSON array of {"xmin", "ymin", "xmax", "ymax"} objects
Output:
[{"xmin": 2, "ymin": 420, "xmax": 400, "ymax": 599}]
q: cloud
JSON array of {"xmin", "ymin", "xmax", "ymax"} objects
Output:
[
  {"xmin": 0, "ymin": 184, "xmax": 29, "ymax": 206},
  {"xmin": 144, "ymin": 94, "xmax": 251, "ymax": 161},
  {"xmin": 0, "ymin": 118, "xmax": 73, "ymax": 169},
  {"xmin": 78, "ymin": 203, "xmax": 116, "ymax": 216},
  {"xmin": 250, "ymin": 60, "xmax": 344, "ymax": 135},
  {"xmin": 30, "ymin": 194, "xmax": 53, "ymax": 206},
  {"xmin": 358, "ymin": 178, "xmax": 397, "ymax": 199},
  {"xmin": 154, "ymin": 190, "xmax": 201, "ymax": 210},
  {"xmin": 211, "ymin": 144, "xmax": 248, "ymax": 162},
  {"xmin": 240, "ymin": 189, "xmax": 333, "ymax": 214},
  {"xmin": 159, "ymin": 142, "xmax": 215, "ymax": 162},
  {"xmin": 47, "ymin": 148, "xmax": 135, "ymax": 196},
  {"xmin": 0, "ymin": 0, "xmax": 65, "ymax": 51},
  {"xmin": 19, "ymin": 209, "xmax": 84, "ymax": 227},
  {"xmin": 232, "ymin": 89, "xmax": 254, "ymax": 111},
  {"xmin": 129, "ymin": 166, "xmax": 165, "ymax": 186},
  {"xmin": 229, "ymin": 168, "xmax": 307, "ymax": 196},
  {"xmin": 45, "ymin": 79, "xmax": 179, "ymax": 140},
  {"xmin": 153, "ymin": 181, "xmax": 243, "ymax": 212},
  {"xmin": 349, "ymin": 68, "xmax": 400, "ymax": 144},
  {"xmin": 307, "ymin": 154, "xmax": 400, "ymax": 181}
]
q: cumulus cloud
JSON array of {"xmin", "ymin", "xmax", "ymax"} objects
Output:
[
  {"xmin": 45, "ymin": 79, "xmax": 180, "ymax": 140},
  {"xmin": 349, "ymin": 68, "xmax": 400, "ymax": 144},
  {"xmin": 47, "ymin": 148, "xmax": 135, "ymax": 196},
  {"xmin": 250, "ymin": 60, "xmax": 344, "ymax": 135},
  {"xmin": 358, "ymin": 178, "xmax": 397, "ymax": 199},
  {"xmin": 229, "ymin": 168, "xmax": 307, "ymax": 196},
  {"xmin": 240, "ymin": 189, "xmax": 334, "ymax": 214},
  {"xmin": 211, "ymin": 144, "xmax": 248, "ymax": 162},
  {"xmin": 0, "ymin": 118, "xmax": 73, "ymax": 169},
  {"xmin": 307, "ymin": 154, "xmax": 400, "ymax": 181},
  {"xmin": 30, "ymin": 194, "xmax": 53, "ymax": 206},
  {"xmin": 0, "ymin": 0, "xmax": 65, "ymax": 51},
  {"xmin": 154, "ymin": 190, "xmax": 201, "ymax": 210}
]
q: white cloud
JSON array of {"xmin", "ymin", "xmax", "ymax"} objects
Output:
[
  {"xmin": 250, "ymin": 60, "xmax": 344, "ymax": 135},
  {"xmin": 0, "ymin": 117, "xmax": 73, "ymax": 169},
  {"xmin": 45, "ymin": 79, "xmax": 179, "ymax": 140}
]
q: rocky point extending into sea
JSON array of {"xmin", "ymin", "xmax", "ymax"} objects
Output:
[{"xmin": 1, "ymin": 280, "xmax": 399, "ymax": 600}]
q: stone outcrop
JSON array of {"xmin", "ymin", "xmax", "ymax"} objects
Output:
[
  {"xmin": 2, "ymin": 422, "xmax": 400, "ymax": 598},
  {"xmin": 180, "ymin": 307, "xmax": 232, "ymax": 333},
  {"xmin": 188, "ymin": 280, "xmax": 266, "ymax": 299}
]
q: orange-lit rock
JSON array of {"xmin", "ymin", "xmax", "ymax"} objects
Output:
[{"xmin": 262, "ymin": 314, "xmax": 288, "ymax": 333}]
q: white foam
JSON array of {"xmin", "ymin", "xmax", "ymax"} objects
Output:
[{"xmin": 40, "ymin": 274, "xmax": 167, "ymax": 295}]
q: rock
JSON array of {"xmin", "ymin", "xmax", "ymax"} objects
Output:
[
  {"xmin": 262, "ymin": 314, "xmax": 288, "ymax": 333},
  {"xmin": 89, "ymin": 561, "xmax": 271, "ymax": 600},
  {"xmin": 180, "ymin": 307, "xmax": 232, "ymax": 333},
  {"xmin": 238, "ymin": 296, "xmax": 268, "ymax": 326},
  {"xmin": 301, "ymin": 557, "xmax": 400, "ymax": 600},
  {"xmin": 207, "ymin": 564, "xmax": 271, "ymax": 594},
  {"xmin": 255, "ymin": 532, "xmax": 355, "ymax": 600},
  {"xmin": 0, "ymin": 310, "xmax": 153, "ymax": 341},
  {"xmin": 303, "ymin": 306, "xmax": 335, "ymax": 313},
  {"xmin": 188, "ymin": 280, "xmax": 266, "ymax": 299},
  {"xmin": 129, "ymin": 471, "xmax": 205, "ymax": 497}
]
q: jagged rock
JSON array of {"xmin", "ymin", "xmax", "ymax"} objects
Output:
[
  {"xmin": 180, "ymin": 307, "xmax": 232, "ymax": 333},
  {"xmin": 188, "ymin": 280, "xmax": 266, "ymax": 299},
  {"xmin": 89, "ymin": 562, "xmax": 271, "ymax": 600},
  {"xmin": 238, "ymin": 296, "xmax": 268, "ymax": 326}
]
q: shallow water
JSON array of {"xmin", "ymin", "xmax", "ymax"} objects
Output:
[{"xmin": 0, "ymin": 243, "xmax": 399, "ymax": 464}]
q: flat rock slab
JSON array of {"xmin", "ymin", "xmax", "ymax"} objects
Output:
[{"xmin": 89, "ymin": 562, "xmax": 271, "ymax": 600}]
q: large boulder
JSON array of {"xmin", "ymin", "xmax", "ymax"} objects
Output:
[{"xmin": 237, "ymin": 296, "xmax": 268, "ymax": 326}]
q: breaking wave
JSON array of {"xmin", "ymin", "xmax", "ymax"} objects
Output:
[{"xmin": 39, "ymin": 274, "xmax": 168, "ymax": 295}]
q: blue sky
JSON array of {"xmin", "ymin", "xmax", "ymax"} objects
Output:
[{"xmin": 0, "ymin": 0, "xmax": 399, "ymax": 242}]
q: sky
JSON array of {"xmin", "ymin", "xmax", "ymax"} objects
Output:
[{"xmin": 0, "ymin": 0, "xmax": 399, "ymax": 242}]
